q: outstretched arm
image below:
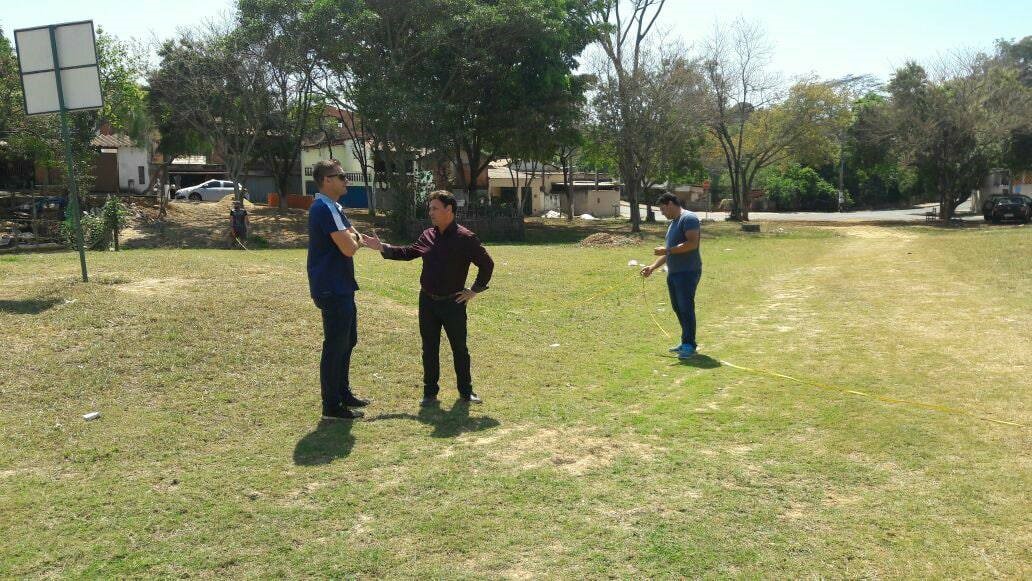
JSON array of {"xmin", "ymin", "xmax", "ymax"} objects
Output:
[{"xmin": 363, "ymin": 229, "xmax": 430, "ymax": 261}]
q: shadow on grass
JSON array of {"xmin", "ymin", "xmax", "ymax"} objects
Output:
[
  {"xmin": 670, "ymin": 353, "xmax": 722, "ymax": 369},
  {"xmin": 293, "ymin": 419, "xmax": 356, "ymax": 465},
  {"xmin": 0, "ymin": 297, "xmax": 61, "ymax": 315},
  {"xmin": 365, "ymin": 400, "xmax": 500, "ymax": 439}
]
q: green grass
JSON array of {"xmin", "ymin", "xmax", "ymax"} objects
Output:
[{"xmin": 1, "ymin": 222, "xmax": 1029, "ymax": 577}]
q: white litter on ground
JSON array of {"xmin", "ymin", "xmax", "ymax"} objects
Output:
[
  {"xmin": 83, "ymin": 412, "xmax": 101, "ymax": 421},
  {"xmin": 628, "ymin": 259, "xmax": 639, "ymax": 267},
  {"xmin": 578, "ymin": 213, "xmax": 597, "ymax": 220},
  {"xmin": 549, "ymin": 343, "xmax": 561, "ymax": 348},
  {"xmin": 543, "ymin": 210, "xmax": 562, "ymax": 219}
]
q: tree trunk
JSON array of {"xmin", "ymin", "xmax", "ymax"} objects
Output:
[
  {"xmin": 277, "ymin": 174, "xmax": 290, "ymax": 211},
  {"xmin": 159, "ymin": 163, "xmax": 169, "ymax": 220},
  {"xmin": 626, "ymin": 180, "xmax": 641, "ymax": 233}
]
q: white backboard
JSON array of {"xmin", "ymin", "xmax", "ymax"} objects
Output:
[{"xmin": 15, "ymin": 20, "xmax": 103, "ymax": 115}]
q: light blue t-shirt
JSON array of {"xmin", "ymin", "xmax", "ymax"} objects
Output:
[{"xmin": 665, "ymin": 209, "xmax": 702, "ymax": 273}]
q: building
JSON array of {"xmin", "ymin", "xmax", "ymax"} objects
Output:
[
  {"xmin": 484, "ymin": 161, "xmax": 622, "ymax": 217},
  {"xmin": 299, "ymin": 107, "xmax": 394, "ymax": 209},
  {"xmin": 973, "ymin": 168, "xmax": 1032, "ymax": 209},
  {"xmin": 34, "ymin": 131, "xmax": 153, "ymax": 194}
]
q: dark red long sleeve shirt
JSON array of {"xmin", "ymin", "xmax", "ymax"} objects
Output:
[{"xmin": 381, "ymin": 221, "xmax": 494, "ymax": 296}]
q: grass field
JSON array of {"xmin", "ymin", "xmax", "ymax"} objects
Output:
[{"xmin": 1, "ymin": 220, "xmax": 1029, "ymax": 577}]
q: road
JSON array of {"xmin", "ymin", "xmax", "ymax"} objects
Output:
[{"xmin": 617, "ymin": 200, "xmax": 984, "ymax": 223}]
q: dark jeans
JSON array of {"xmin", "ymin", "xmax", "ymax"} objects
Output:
[
  {"xmin": 419, "ymin": 292, "xmax": 472, "ymax": 398},
  {"xmin": 667, "ymin": 269, "xmax": 702, "ymax": 347},
  {"xmin": 314, "ymin": 294, "xmax": 358, "ymax": 413}
]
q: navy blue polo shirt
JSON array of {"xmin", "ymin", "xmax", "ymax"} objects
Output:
[
  {"xmin": 307, "ymin": 193, "xmax": 359, "ymax": 298},
  {"xmin": 665, "ymin": 209, "xmax": 702, "ymax": 273}
]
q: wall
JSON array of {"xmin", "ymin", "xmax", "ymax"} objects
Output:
[
  {"xmin": 569, "ymin": 189, "xmax": 621, "ymax": 217},
  {"xmin": 117, "ymin": 146, "xmax": 150, "ymax": 193},
  {"xmin": 299, "ymin": 140, "xmax": 368, "ymax": 195}
]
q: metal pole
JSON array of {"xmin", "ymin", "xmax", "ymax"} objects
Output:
[
  {"xmin": 838, "ymin": 131, "xmax": 846, "ymax": 213},
  {"xmin": 49, "ymin": 25, "xmax": 88, "ymax": 282}
]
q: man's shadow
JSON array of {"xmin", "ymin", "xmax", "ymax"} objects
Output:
[
  {"xmin": 670, "ymin": 353, "xmax": 722, "ymax": 369},
  {"xmin": 366, "ymin": 400, "xmax": 500, "ymax": 439},
  {"xmin": 293, "ymin": 419, "xmax": 356, "ymax": 466}
]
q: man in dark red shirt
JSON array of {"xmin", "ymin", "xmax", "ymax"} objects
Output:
[{"xmin": 362, "ymin": 191, "xmax": 494, "ymax": 406}]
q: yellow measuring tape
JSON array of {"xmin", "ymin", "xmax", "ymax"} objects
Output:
[
  {"xmin": 570, "ymin": 271, "xmax": 674, "ymax": 340},
  {"xmin": 358, "ymin": 262, "xmax": 1022, "ymax": 428}
]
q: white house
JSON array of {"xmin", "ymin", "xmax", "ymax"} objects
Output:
[{"xmin": 91, "ymin": 133, "xmax": 152, "ymax": 194}]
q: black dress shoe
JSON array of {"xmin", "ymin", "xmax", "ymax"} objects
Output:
[
  {"xmin": 343, "ymin": 395, "xmax": 370, "ymax": 408},
  {"xmin": 460, "ymin": 393, "xmax": 482, "ymax": 404},
  {"xmin": 420, "ymin": 397, "xmax": 440, "ymax": 407},
  {"xmin": 322, "ymin": 408, "xmax": 364, "ymax": 420}
]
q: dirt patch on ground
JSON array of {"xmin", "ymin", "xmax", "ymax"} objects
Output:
[
  {"xmin": 113, "ymin": 277, "xmax": 196, "ymax": 296},
  {"xmin": 579, "ymin": 232, "xmax": 643, "ymax": 248},
  {"xmin": 829, "ymin": 226, "xmax": 917, "ymax": 240},
  {"xmin": 458, "ymin": 425, "xmax": 663, "ymax": 476}
]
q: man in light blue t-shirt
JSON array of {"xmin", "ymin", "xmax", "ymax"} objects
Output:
[{"xmin": 641, "ymin": 193, "xmax": 702, "ymax": 358}]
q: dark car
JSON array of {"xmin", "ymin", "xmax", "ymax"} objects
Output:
[
  {"xmin": 982, "ymin": 194, "xmax": 1031, "ymax": 214},
  {"xmin": 983, "ymin": 195, "xmax": 1031, "ymax": 224},
  {"xmin": 15, "ymin": 196, "xmax": 67, "ymax": 213}
]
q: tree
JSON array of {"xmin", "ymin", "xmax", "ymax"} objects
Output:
[
  {"xmin": 995, "ymin": 37, "xmax": 1032, "ymax": 173},
  {"xmin": 588, "ymin": 0, "xmax": 669, "ymax": 232},
  {"xmin": 425, "ymin": 0, "xmax": 594, "ymax": 201},
  {"xmin": 316, "ymin": 0, "xmax": 440, "ymax": 221},
  {"xmin": 840, "ymin": 93, "xmax": 916, "ymax": 209},
  {"xmin": 553, "ymin": 140, "xmax": 581, "ymax": 220},
  {"xmin": 701, "ymin": 20, "xmax": 845, "ymax": 221},
  {"xmin": 239, "ymin": 0, "xmax": 322, "ymax": 209},
  {"xmin": 764, "ymin": 164, "xmax": 841, "ymax": 211},
  {"xmin": 887, "ymin": 58, "xmax": 1032, "ymax": 221},
  {"xmin": 151, "ymin": 23, "xmax": 269, "ymax": 203},
  {"xmin": 314, "ymin": 0, "xmax": 593, "ymax": 228}
]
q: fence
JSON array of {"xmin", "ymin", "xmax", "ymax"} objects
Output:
[
  {"xmin": 0, "ymin": 190, "xmax": 161, "ymax": 251},
  {"xmin": 402, "ymin": 204, "xmax": 525, "ymax": 242}
]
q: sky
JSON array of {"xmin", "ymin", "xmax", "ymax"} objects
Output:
[{"xmin": 2, "ymin": 0, "xmax": 1030, "ymax": 83}]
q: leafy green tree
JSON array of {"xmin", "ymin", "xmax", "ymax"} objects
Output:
[
  {"xmin": 887, "ymin": 59, "xmax": 1031, "ymax": 220},
  {"xmin": 151, "ymin": 24, "xmax": 269, "ymax": 202},
  {"xmin": 238, "ymin": 0, "xmax": 322, "ymax": 209},
  {"xmin": 764, "ymin": 164, "xmax": 842, "ymax": 211}
]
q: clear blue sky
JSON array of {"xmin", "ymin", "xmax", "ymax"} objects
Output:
[{"xmin": 3, "ymin": 0, "xmax": 1030, "ymax": 82}]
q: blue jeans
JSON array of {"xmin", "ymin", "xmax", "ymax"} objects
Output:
[
  {"xmin": 666, "ymin": 269, "xmax": 701, "ymax": 347},
  {"xmin": 313, "ymin": 294, "xmax": 358, "ymax": 413}
]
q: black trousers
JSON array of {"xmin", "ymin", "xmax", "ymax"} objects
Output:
[
  {"xmin": 314, "ymin": 294, "xmax": 358, "ymax": 413},
  {"xmin": 419, "ymin": 292, "xmax": 472, "ymax": 398}
]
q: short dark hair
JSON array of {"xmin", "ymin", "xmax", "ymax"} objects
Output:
[
  {"xmin": 427, "ymin": 190, "xmax": 457, "ymax": 212},
  {"xmin": 656, "ymin": 193, "xmax": 681, "ymax": 207},
  {"xmin": 313, "ymin": 159, "xmax": 342, "ymax": 186}
]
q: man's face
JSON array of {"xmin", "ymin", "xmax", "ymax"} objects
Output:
[
  {"xmin": 321, "ymin": 165, "xmax": 348, "ymax": 197},
  {"xmin": 428, "ymin": 199, "xmax": 453, "ymax": 228},
  {"xmin": 659, "ymin": 201, "xmax": 681, "ymax": 220}
]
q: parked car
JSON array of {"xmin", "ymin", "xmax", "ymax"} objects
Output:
[
  {"xmin": 174, "ymin": 180, "xmax": 248, "ymax": 202},
  {"xmin": 15, "ymin": 196, "xmax": 67, "ymax": 213},
  {"xmin": 983, "ymin": 195, "xmax": 1031, "ymax": 223},
  {"xmin": 981, "ymin": 194, "xmax": 1031, "ymax": 216}
]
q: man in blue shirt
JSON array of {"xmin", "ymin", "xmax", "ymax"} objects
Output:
[
  {"xmin": 308, "ymin": 159, "xmax": 371, "ymax": 420},
  {"xmin": 641, "ymin": 193, "xmax": 702, "ymax": 358}
]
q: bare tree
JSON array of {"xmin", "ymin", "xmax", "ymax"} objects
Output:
[
  {"xmin": 588, "ymin": 0, "xmax": 668, "ymax": 232},
  {"xmin": 701, "ymin": 20, "xmax": 842, "ymax": 220}
]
